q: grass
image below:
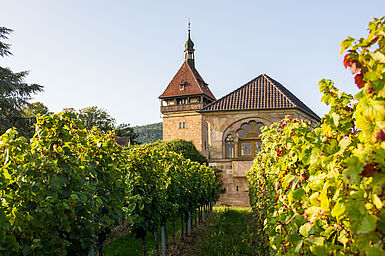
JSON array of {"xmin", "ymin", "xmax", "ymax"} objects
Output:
[
  {"xmin": 104, "ymin": 214, "xmax": 194, "ymax": 256},
  {"xmin": 184, "ymin": 207, "xmax": 257, "ymax": 256},
  {"xmin": 103, "ymin": 207, "xmax": 258, "ymax": 256}
]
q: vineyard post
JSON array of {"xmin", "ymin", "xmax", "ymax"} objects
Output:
[
  {"xmin": 202, "ymin": 205, "xmax": 206, "ymax": 222},
  {"xmin": 171, "ymin": 220, "xmax": 175, "ymax": 245},
  {"xmin": 181, "ymin": 215, "xmax": 184, "ymax": 239},
  {"xmin": 187, "ymin": 212, "xmax": 191, "ymax": 236},
  {"xmin": 164, "ymin": 222, "xmax": 168, "ymax": 250},
  {"xmin": 154, "ymin": 228, "xmax": 159, "ymax": 255},
  {"xmin": 161, "ymin": 225, "xmax": 166, "ymax": 256},
  {"xmin": 141, "ymin": 236, "xmax": 146, "ymax": 256},
  {"xmin": 185, "ymin": 213, "xmax": 188, "ymax": 235}
]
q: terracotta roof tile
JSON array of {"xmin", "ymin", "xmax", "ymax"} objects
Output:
[
  {"xmin": 200, "ymin": 74, "xmax": 320, "ymax": 121},
  {"xmin": 159, "ymin": 61, "xmax": 216, "ymax": 101}
]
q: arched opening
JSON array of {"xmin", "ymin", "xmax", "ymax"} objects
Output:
[{"xmin": 224, "ymin": 120, "xmax": 264, "ymax": 159}]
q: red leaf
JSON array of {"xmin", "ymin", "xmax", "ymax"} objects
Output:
[
  {"xmin": 354, "ymin": 73, "xmax": 365, "ymax": 89},
  {"xmin": 361, "ymin": 163, "xmax": 379, "ymax": 177},
  {"xmin": 376, "ymin": 129, "xmax": 385, "ymax": 142},
  {"xmin": 343, "ymin": 54, "xmax": 352, "ymax": 68}
]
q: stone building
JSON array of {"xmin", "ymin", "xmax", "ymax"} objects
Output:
[{"xmin": 159, "ymin": 28, "xmax": 320, "ymax": 206}]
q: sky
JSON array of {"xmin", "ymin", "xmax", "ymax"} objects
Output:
[{"xmin": 1, "ymin": 0, "xmax": 385, "ymax": 126}]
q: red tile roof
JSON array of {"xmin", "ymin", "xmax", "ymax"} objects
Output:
[
  {"xmin": 159, "ymin": 61, "xmax": 216, "ymax": 101},
  {"xmin": 200, "ymin": 74, "xmax": 320, "ymax": 121}
]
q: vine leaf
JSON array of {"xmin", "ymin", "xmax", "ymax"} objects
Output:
[
  {"xmin": 299, "ymin": 222, "xmax": 313, "ymax": 237},
  {"xmin": 357, "ymin": 215, "xmax": 377, "ymax": 234}
]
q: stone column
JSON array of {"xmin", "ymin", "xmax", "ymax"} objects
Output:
[{"xmin": 234, "ymin": 137, "xmax": 239, "ymax": 158}]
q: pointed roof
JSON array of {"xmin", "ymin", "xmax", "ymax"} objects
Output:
[
  {"xmin": 185, "ymin": 27, "xmax": 194, "ymax": 52},
  {"xmin": 200, "ymin": 74, "xmax": 320, "ymax": 121},
  {"xmin": 159, "ymin": 61, "xmax": 216, "ymax": 101}
]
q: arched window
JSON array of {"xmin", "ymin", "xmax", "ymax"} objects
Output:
[
  {"xmin": 223, "ymin": 120, "xmax": 264, "ymax": 159},
  {"xmin": 225, "ymin": 134, "xmax": 235, "ymax": 158},
  {"xmin": 236, "ymin": 121, "xmax": 263, "ymax": 158}
]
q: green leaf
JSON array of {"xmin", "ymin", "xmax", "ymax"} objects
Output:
[
  {"xmin": 295, "ymin": 240, "xmax": 304, "ymax": 252},
  {"xmin": 366, "ymin": 247, "xmax": 385, "ymax": 256},
  {"xmin": 357, "ymin": 215, "xmax": 377, "ymax": 234},
  {"xmin": 331, "ymin": 112, "xmax": 340, "ymax": 127},
  {"xmin": 340, "ymin": 36, "xmax": 355, "ymax": 54},
  {"xmin": 365, "ymin": 71, "xmax": 379, "ymax": 82},
  {"xmin": 288, "ymin": 233, "xmax": 301, "ymax": 244},
  {"xmin": 299, "ymin": 222, "xmax": 313, "ymax": 237},
  {"xmin": 331, "ymin": 201, "xmax": 346, "ymax": 218},
  {"xmin": 307, "ymin": 236, "xmax": 324, "ymax": 246},
  {"xmin": 70, "ymin": 194, "xmax": 79, "ymax": 201}
]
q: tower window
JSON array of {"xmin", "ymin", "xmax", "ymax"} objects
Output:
[
  {"xmin": 179, "ymin": 122, "xmax": 182, "ymax": 129},
  {"xmin": 177, "ymin": 98, "xmax": 188, "ymax": 105},
  {"xmin": 183, "ymin": 122, "xmax": 185, "ymax": 128},
  {"xmin": 180, "ymin": 80, "xmax": 186, "ymax": 90}
]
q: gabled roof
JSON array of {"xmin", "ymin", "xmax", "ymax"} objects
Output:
[
  {"xmin": 159, "ymin": 61, "xmax": 216, "ymax": 101},
  {"xmin": 200, "ymin": 74, "xmax": 320, "ymax": 121}
]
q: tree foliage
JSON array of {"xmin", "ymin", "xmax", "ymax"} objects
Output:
[
  {"xmin": 78, "ymin": 106, "xmax": 116, "ymax": 132},
  {"xmin": 247, "ymin": 17, "xmax": 385, "ymax": 255},
  {"xmin": 133, "ymin": 122, "xmax": 162, "ymax": 144},
  {"xmin": 149, "ymin": 138, "xmax": 208, "ymax": 164},
  {"xmin": 22, "ymin": 102, "xmax": 50, "ymax": 117},
  {"xmin": 115, "ymin": 123, "xmax": 138, "ymax": 144},
  {"xmin": 0, "ymin": 27, "xmax": 43, "ymax": 135}
]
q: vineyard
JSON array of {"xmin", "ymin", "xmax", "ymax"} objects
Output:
[
  {"xmin": 0, "ymin": 112, "xmax": 223, "ymax": 255},
  {"xmin": 1, "ymin": 15, "xmax": 385, "ymax": 256},
  {"xmin": 247, "ymin": 17, "xmax": 385, "ymax": 255}
]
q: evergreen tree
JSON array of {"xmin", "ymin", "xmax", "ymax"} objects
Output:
[{"xmin": 0, "ymin": 27, "xmax": 43, "ymax": 135}]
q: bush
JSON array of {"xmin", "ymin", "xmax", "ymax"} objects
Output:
[
  {"xmin": 149, "ymin": 139, "xmax": 207, "ymax": 164},
  {"xmin": 247, "ymin": 17, "xmax": 385, "ymax": 255}
]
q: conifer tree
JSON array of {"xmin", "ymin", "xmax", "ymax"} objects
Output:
[{"xmin": 0, "ymin": 27, "xmax": 43, "ymax": 135}]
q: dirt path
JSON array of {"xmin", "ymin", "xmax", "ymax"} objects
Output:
[{"xmin": 167, "ymin": 207, "xmax": 258, "ymax": 256}]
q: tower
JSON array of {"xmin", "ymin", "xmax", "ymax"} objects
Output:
[{"xmin": 159, "ymin": 24, "xmax": 216, "ymax": 155}]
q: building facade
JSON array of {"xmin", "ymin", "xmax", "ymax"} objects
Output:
[{"xmin": 159, "ymin": 29, "xmax": 320, "ymax": 206}]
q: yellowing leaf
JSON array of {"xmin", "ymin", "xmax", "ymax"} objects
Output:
[
  {"xmin": 331, "ymin": 201, "xmax": 346, "ymax": 218},
  {"xmin": 331, "ymin": 112, "xmax": 340, "ymax": 127},
  {"xmin": 299, "ymin": 222, "xmax": 313, "ymax": 237},
  {"xmin": 373, "ymin": 194, "xmax": 383, "ymax": 209},
  {"xmin": 337, "ymin": 137, "xmax": 351, "ymax": 155},
  {"xmin": 2, "ymin": 169, "xmax": 11, "ymax": 180},
  {"xmin": 370, "ymin": 51, "xmax": 385, "ymax": 63},
  {"xmin": 320, "ymin": 188, "xmax": 329, "ymax": 211}
]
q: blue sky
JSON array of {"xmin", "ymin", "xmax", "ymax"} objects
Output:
[{"xmin": 1, "ymin": 0, "xmax": 384, "ymax": 126}]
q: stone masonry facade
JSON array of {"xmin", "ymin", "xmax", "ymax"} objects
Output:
[{"xmin": 160, "ymin": 29, "xmax": 320, "ymax": 207}]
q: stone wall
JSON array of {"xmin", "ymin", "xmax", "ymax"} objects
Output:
[
  {"xmin": 203, "ymin": 109, "xmax": 319, "ymax": 206},
  {"xmin": 163, "ymin": 111, "xmax": 204, "ymax": 152}
]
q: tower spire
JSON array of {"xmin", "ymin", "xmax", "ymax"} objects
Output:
[{"xmin": 184, "ymin": 21, "xmax": 195, "ymax": 69}]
